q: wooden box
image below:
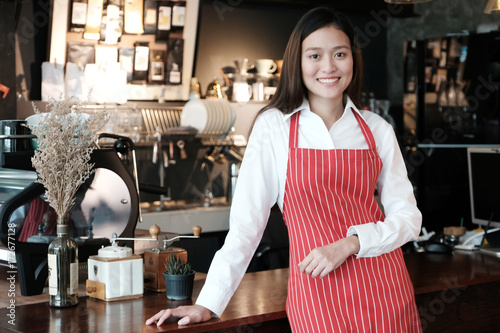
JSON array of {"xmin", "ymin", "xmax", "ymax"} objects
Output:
[{"xmin": 143, "ymin": 247, "xmax": 188, "ymax": 292}]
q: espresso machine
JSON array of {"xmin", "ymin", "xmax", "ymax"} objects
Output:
[{"xmin": 136, "ymin": 102, "xmax": 245, "ymax": 208}]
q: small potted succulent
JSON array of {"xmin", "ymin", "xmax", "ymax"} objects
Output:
[{"xmin": 163, "ymin": 255, "xmax": 195, "ymax": 300}]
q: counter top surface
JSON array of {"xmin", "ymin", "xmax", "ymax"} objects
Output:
[
  {"xmin": 406, "ymin": 250, "xmax": 500, "ymax": 294},
  {"xmin": 0, "ymin": 269, "xmax": 287, "ymax": 333},
  {"xmin": 1, "ymin": 251, "xmax": 499, "ymax": 332}
]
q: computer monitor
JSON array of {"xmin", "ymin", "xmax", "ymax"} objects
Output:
[{"xmin": 467, "ymin": 147, "xmax": 500, "ymax": 229}]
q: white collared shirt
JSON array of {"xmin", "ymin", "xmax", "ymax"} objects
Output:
[{"xmin": 196, "ymin": 96, "xmax": 422, "ymax": 317}]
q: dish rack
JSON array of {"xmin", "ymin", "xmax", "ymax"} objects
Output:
[
  {"xmin": 82, "ymin": 103, "xmax": 236, "ymax": 144},
  {"xmin": 141, "ymin": 105, "xmax": 234, "ymax": 141},
  {"xmin": 141, "ymin": 106, "xmax": 183, "ymax": 134}
]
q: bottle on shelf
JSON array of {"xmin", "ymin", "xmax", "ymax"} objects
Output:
[
  {"xmin": 156, "ymin": 3, "xmax": 171, "ymax": 41},
  {"xmin": 143, "ymin": 0, "xmax": 158, "ymax": 35},
  {"xmin": 169, "ymin": 63, "xmax": 181, "ymax": 84},
  {"xmin": 447, "ymin": 78, "xmax": 457, "ymax": 107},
  {"xmin": 150, "ymin": 51, "xmax": 165, "ymax": 83},
  {"xmin": 437, "ymin": 77, "xmax": 448, "ymax": 107},
  {"xmin": 132, "ymin": 42, "xmax": 150, "ymax": 82},
  {"xmin": 69, "ymin": 0, "xmax": 88, "ymax": 32},
  {"xmin": 189, "ymin": 77, "xmax": 201, "ymax": 99},
  {"xmin": 404, "ymin": 40, "xmax": 417, "ymax": 93},
  {"xmin": 99, "ymin": 0, "xmax": 123, "ymax": 45},
  {"xmin": 171, "ymin": 1, "xmax": 186, "ymax": 33}
]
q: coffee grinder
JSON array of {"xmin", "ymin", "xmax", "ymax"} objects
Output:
[{"xmin": 143, "ymin": 225, "xmax": 202, "ymax": 292}]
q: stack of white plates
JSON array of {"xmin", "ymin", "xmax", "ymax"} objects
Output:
[{"xmin": 180, "ymin": 99, "xmax": 235, "ymax": 136}]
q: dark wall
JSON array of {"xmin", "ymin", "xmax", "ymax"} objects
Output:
[
  {"xmin": 28, "ymin": 0, "xmax": 50, "ymax": 101},
  {"xmin": 17, "ymin": 0, "xmax": 50, "ymax": 101},
  {"xmin": 0, "ymin": 1, "xmax": 18, "ymax": 120},
  {"xmin": 1, "ymin": 0, "xmax": 49, "ymax": 120},
  {"xmin": 194, "ymin": 1, "xmax": 388, "ymax": 99}
]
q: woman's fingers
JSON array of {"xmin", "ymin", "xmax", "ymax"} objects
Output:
[
  {"xmin": 175, "ymin": 305, "xmax": 209, "ymax": 325},
  {"xmin": 298, "ymin": 254, "xmax": 314, "ymax": 274},
  {"xmin": 299, "ymin": 239, "xmax": 356, "ymax": 278},
  {"xmin": 145, "ymin": 305, "xmax": 212, "ymax": 326},
  {"xmin": 145, "ymin": 308, "xmax": 174, "ymax": 326}
]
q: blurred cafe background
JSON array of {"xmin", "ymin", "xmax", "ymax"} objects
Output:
[{"xmin": 1, "ymin": 0, "xmax": 500, "ymax": 281}]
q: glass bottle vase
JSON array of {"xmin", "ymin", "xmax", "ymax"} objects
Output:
[{"xmin": 48, "ymin": 218, "xmax": 79, "ymax": 307}]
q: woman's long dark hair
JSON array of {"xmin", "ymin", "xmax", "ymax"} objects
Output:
[{"xmin": 259, "ymin": 7, "xmax": 364, "ymax": 117}]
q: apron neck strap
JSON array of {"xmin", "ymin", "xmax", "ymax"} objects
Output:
[
  {"xmin": 289, "ymin": 111, "xmax": 300, "ymax": 149},
  {"xmin": 289, "ymin": 108, "xmax": 376, "ymax": 150}
]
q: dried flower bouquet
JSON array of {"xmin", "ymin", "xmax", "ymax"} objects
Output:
[{"xmin": 27, "ymin": 97, "xmax": 108, "ymax": 220}]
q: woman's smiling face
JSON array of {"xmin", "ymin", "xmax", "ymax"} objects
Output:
[{"xmin": 301, "ymin": 25, "xmax": 353, "ymax": 106}]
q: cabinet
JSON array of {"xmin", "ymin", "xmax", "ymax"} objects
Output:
[{"xmin": 47, "ymin": 0, "xmax": 200, "ymax": 101}]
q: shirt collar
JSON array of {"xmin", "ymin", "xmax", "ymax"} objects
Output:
[
  {"xmin": 281, "ymin": 95, "xmax": 361, "ymax": 122},
  {"xmin": 281, "ymin": 99, "xmax": 310, "ymax": 122},
  {"xmin": 344, "ymin": 96, "xmax": 359, "ymax": 114}
]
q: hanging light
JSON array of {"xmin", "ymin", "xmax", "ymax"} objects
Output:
[
  {"xmin": 484, "ymin": 0, "xmax": 500, "ymax": 13},
  {"xmin": 384, "ymin": 0, "xmax": 432, "ymax": 4}
]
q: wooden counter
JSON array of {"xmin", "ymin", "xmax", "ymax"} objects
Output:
[
  {"xmin": 407, "ymin": 251, "xmax": 500, "ymax": 332},
  {"xmin": 1, "ymin": 251, "xmax": 499, "ymax": 332}
]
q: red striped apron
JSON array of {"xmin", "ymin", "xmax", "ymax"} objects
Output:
[{"xmin": 283, "ymin": 110, "xmax": 422, "ymax": 332}]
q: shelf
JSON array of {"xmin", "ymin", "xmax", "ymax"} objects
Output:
[{"xmin": 48, "ymin": 0, "xmax": 201, "ymax": 102}]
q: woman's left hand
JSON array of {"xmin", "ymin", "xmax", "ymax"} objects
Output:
[{"xmin": 298, "ymin": 235, "xmax": 360, "ymax": 279}]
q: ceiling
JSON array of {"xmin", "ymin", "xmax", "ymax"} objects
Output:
[
  {"xmin": 236, "ymin": 0, "xmax": 420, "ymax": 17},
  {"xmin": 241, "ymin": 0, "xmax": 400, "ymax": 12}
]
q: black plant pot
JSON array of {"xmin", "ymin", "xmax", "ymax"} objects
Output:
[{"xmin": 163, "ymin": 271, "xmax": 195, "ymax": 300}]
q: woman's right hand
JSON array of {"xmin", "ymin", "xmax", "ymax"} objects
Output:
[{"xmin": 145, "ymin": 304, "xmax": 212, "ymax": 326}]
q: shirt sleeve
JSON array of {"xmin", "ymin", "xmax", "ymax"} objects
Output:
[
  {"xmin": 195, "ymin": 113, "xmax": 280, "ymax": 316},
  {"xmin": 346, "ymin": 119, "xmax": 422, "ymax": 257}
]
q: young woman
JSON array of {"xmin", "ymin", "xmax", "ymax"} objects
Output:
[{"xmin": 147, "ymin": 7, "xmax": 423, "ymax": 332}]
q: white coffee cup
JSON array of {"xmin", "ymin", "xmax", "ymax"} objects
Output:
[
  {"xmin": 254, "ymin": 59, "xmax": 277, "ymax": 76},
  {"xmin": 232, "ymin": 82, "xmax": 252, "ymax": 103}
]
